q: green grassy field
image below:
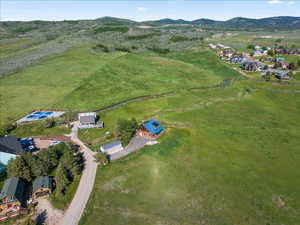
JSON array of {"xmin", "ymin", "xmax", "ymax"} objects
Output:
[
  {"xmin": 0, "ymin": 47, "xmax": 239, "ymax": 125},
  {"xmin": 0, "ymin": 47, "xmax": 124, "ymax": 123},
  {"xmin": 79, "ymin": 80, "xmax": 300, "ymax": 225}
]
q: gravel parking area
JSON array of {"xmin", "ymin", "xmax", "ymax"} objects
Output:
[{"xmin": 35, "ymin": 197, "xmax": 64, "ymax": 225}]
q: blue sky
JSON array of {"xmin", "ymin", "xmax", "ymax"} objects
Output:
[{"xmin": 1, "ymin": 0, "xmax": 299, "ymax": 21}]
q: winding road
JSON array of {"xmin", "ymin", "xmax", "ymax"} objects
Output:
[{"xmin": 59, "ymin": 122, "xmax": 97, "ymax": 225}]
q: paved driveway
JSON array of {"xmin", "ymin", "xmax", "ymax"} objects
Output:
[
  {"xmin": 59, "ymin": 122, "xmax": 97, "ymax": 225},
  {"xmin": 109, "ymin": 135, "xmax": 149, "ymax": 160}
]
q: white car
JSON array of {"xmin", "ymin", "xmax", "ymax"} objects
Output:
[{"xmin": 50, "ymin": 141, "xmax": 61, "ymax": 146}]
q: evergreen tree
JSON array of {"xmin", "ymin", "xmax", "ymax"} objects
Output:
[
  {"xmin": 55, "ymin": 163, "xmax": 70, "ymax": 197},
  {"xmin": 7, "ymin": 156, "xmax": 32, "ymax": 182}
]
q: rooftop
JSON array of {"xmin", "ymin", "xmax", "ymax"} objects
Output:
[
  {"xmin": 142, "ymin": 120, "xmax": 163, "ymax": 135},
  {"xmin": 0, "ymin": 177, "xmax": 25, "ymax": 202},
  {"xmin": 78, "ymin": 112, "xmax": 96, "ymax": 117},
  {"xmin": 100, "ymin": 141, "xmax": 123, "ymax": 154},
  {"xmin": 33, "ymin": 176, "xmax": 53, "ymax": 193},
  {"xmin": 0, "ymin": 135, "xmax": 23, "ymax": 155}
]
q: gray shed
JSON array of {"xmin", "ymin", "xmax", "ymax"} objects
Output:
[{"xmin": 100, "ymin": 141, "xmax": 123, "ymax": 154}]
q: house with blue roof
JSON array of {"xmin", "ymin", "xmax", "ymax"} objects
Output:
[{"xmin": 138, "ymin": 120, "xmax": 164, "ymax": 137}]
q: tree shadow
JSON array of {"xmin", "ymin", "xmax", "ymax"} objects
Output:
[{"xmin": 36, "ymin": 209, "xmax": 47, "ymax": 225}]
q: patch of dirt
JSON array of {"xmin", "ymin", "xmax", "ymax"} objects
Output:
[
  {"xmin": 272, "ymin": 195, "xmax": 285, "ymax": 208},
  {"xmin": 35, "ymin": 197, "xmax": 64, "ymax": 225}
]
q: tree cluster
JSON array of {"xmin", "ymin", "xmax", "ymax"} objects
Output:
[
  {"xmin": 54, "ymin": 145, "xmax": 83, "ymax": 197},
  {"xmin": 117, "ymin": 118, "xmax": 138, "ymax": 146},
  {"xmin": 6, "ymin": 143, "xmax": 82, "ymax": 188},
  {"xmin": 7, "ymin": 144, "xmax": 64, "ymax": 182}
]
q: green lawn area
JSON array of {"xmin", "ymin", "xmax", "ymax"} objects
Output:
[
  {"xmin": 56, "ymin": 51, "xmax": 237, "ymax": 111},
  {"xmin": 79, "ymin": 80, "xmax": 300, "ymax": 225},
  {"xmin": 0, "ymin": 46, "xmax": 124, "ymax": 124},
  {"xmin": 11, "ymin": 121, "xmax": 70, "ymax": 138},
  {"xmin": 0, "ymin": 38, "xmax": 40, "ymax": 59},
  {"xmin": 0, "ymin": 48, "xmax": 238, "ymax": 126}
]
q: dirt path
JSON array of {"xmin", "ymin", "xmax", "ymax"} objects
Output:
[
  {"xmin": 59, "ymin": 122, "xmax": 97, "ymax": 225},
  {"xmin": 35, "ymin": 198, "xmax": 64, "ymax": 225}
]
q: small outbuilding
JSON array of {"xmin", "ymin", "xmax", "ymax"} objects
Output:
[
  {"xmin": 32, "ymin": 176, "xmax": 53, "ymax": 199},
  {"xmin": 100, "ymin": 141, "xmax": 124, "ymax": 154},
  {"xmin": 0, "ymin": 177, "xmax": 25, "ymax": 211},
  {"xmin": 137, "ymin": 120, "xmax": 164, "ymax": 137}
]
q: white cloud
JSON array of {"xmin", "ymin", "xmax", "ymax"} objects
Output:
[
  {"xmin": 267, "ymin": 0, "xmax": 283, "ymax": 4},
  {"xmin": 287, "ymin": 1, "xmax": 295, "ymax": 6},
  {"xmin": 137, "ymin": 7, "xmax": 147, "ymax": 12}
]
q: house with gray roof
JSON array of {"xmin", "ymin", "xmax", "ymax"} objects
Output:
[
  {"xmin": 0, "ymin": 177, "xmax": 25, "ymax": 210},
  {"xmin": 32, "ymin": 176, "xmax": 53, "ymax": 199},
  {"xmin": 100, "ymin": 140, "xmax": 124, "ymax": 155}
]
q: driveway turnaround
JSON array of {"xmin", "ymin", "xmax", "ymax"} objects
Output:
[
  {"xmin": 59, "ymin": 122, "xmax": 97, "ymax": 225},
  {"xmin": 109, "ymin": 135, "xmax": 149, "ymax": 160}
]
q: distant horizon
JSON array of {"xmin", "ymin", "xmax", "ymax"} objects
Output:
[
  {"xmin": 1, "ymin": 0, "xmax": 300, "ymax": 22},
  {"xmin": 1, "ymin": 15, "xmax": 300, "ymax": 23}
]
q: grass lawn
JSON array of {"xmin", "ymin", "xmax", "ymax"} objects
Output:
[
  {"xmin": 79, "ymin": 80, "xmax": 300, "ymax": 225},
  {"xmin": 0, "ymin": 46, "xmax": 124, "ymax": 123},
  {"xmin": 0, "ymin": 48, "xmax": 237, "ymax": 126},
  {"xmin": 56, "ymin": 51, "xmax": 235, "ymax": 111},
  {"xmin": 11, "ymin": 122, "xmax": 70, "ymax": 138}
]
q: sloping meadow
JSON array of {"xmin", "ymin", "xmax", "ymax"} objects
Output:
[{"xmin": 80, "ymin": 81, "xmax": 300, "ymax": 225}]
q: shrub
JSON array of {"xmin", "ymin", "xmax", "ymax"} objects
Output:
[
  {"xmin": 170, "ymin": 35, "xmax": 190, "ymax": 42},
  {"xmin": 247, "ymin": 44, "xmax": 255, "ymax": 50},
  {"xmin": 115, "ymin": 47, "xmax": 131, "ymax": 53},
  {"xmin": 93, "ymin": 44, "xmax": 110, "ymax": 52},
  {"xmin": 147, "ymin": 46, "xmax": 170, "ymax": 54},
  {"xmin": 93, "ymin": 26, "xmax": 129, "ymax": 33},
  {"xmin": 13, "ymin": 26, "xmax": 38, "ymax": 34},
  {"xmin": 0, "ymin": 122, "xmax": 17, "ymax": 135},
  {"xmin": 94, "ymin": 152, "xmax": 108, "ymax": 165},
  {"xmin": 44, "ymin": 118, "xmax": 56, "ymax": 128},
  {"xmin": 127, "ymin": 33, "xmax": 158, "ymax": 40}
]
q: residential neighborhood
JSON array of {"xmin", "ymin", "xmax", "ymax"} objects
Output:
[{"xmin": 213, "ymin": 42, "xmax": 300, "ymax": 80}]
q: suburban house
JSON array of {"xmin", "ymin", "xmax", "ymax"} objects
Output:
[
  {"xmin": 275, "ymin": 71, "xmax": 290, "ymax": 80},
  {"xmin": 230, "ymin": 56, "xmax": 247, "ymax": 64},
  {"xmin": 32, "ymin": 176, "xmax": 53, "ymax": 199},
  {"xmin": 78, "ymin": 112, "xmax": 103, "ymax": 128},
  {"xmin": 0, "ymin": 177, "xmax": 25, "ymax": 212},
  {"xmin": 100, "ymin": 141, "xmax": 124, "ymax": 155},
  {"xmin": 252, "ymin": 50, "xmax": 267, "ymax": 56},
  {"xmin": 0, "ymin": 136, "xmax": 22, "ymax": 169},
  {"xmin": 241, "ymin": 61, "xmax": 258, "ymax": 71},
  {"xmin": 137, "ymin": 120, "xmax": 164, "ymax": 137},
  {"xmin": 78, "ymin": 112, "xmax": 96, "ymax": 125}
]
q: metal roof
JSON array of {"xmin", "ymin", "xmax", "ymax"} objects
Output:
[
  {"xmin": 142, "ymin": 120, "xmax": 163, "ymax": 135},
  {"xmin": 0, "ymin": 177, "xmax": 25, "ymax": 202},
  {"xmin": 78, "ymin": 112, "xmax": 96, "ymax": 117},
  {"xmin": 32, "ymin": 176, "xmax": 52, "ymax": 193},
  {"xmin": 100, "ymin": 141, "xmax": 123, "ymax": 154},
  {"xmin": 0, "ymin": 135, "xmax": 23, "ymax": 155}
]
